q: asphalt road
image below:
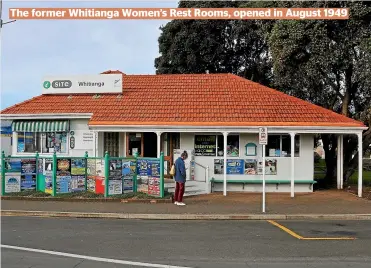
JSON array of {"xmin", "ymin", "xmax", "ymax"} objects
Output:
[{"xmin": 1, "ymin": 217, "xmax": 371, "ymax": 268}]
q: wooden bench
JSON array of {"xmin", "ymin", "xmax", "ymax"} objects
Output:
[{"xmin": 209, "ymin": 178, "xmax": 317, "ymax": 192}]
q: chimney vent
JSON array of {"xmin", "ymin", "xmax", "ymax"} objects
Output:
[{"xmin": 206, "ymin": 70, "xmax": 209, "ymax": 74}]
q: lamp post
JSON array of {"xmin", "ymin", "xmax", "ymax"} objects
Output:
[{"xmin": 0, "ymin": 0, "xmax": 17, "ymax": 30}]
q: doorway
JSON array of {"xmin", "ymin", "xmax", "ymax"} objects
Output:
[{"xmin": 143, "ymin": 132, "xmax": 157, "ymax": 157}]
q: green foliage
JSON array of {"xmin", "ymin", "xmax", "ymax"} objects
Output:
[
  {"xmin": 155, "ymin": 1, "xmax": 274, "ymax": 85},
  {"xmin": 314, "ymin": 152, "xmax": 322, "ymax": 164}
]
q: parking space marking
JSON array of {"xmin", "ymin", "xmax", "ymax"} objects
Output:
[{"xmin": 267, "ymin": 220, "xmax": 356, "ymax": 240}]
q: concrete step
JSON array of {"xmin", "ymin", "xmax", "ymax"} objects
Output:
[{"xmin": 165, "ymin": 180, "xmax": 208, "ymax": 196}]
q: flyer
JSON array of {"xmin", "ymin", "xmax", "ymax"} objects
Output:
[
  {"xmin": 109, "ymin": 159, "xmax": 122, "ymax": 179},
  {"xmin": 45, "ymin": 176, "xmax": 53, "ymax": 194},
  {"xmin": 137, "ymin": 175, "xmax": 149, "ymax": 193},
  {"xmin": 57, "ymin": 176, "xmax": 71, "ymax": 193},
  {"xmin": 214, "ymin": 159, "xmax": 224, "ymax": 174},
  {"xmin": 21, "ymin": 159, "xmax": 37, "ymax": 174},
  {"xmin": 21, "ymin": 174, "xmax": 36, "ymax": 190},
  {"xmin": 44, "ymin": 158, "xmax": 53, "ymax": 175},
  {"xmin": 96, "ymin": 160, "xmax": 104, "ymax": 177},
  {"xmin": 5, "ymin": 173, "xmax": 21, "ymax": 193},
  {"xmin": 122, "ymin": 160, "xmax": 135, "ymax": 176},
  {"xmin": 137, "ymin": 159, "xmax": 149, "ymax": 176},
  {"xmin": 123, "ymin": 176, "xmax": 133, "ymax": 192},
  {"xmin": 71, "ymin": 158, "xmax": 86, "ymax": 175},
  {"xmin": 87, "ymin": 176, "xmax": 96, "ymax": 192},
  {"xmin": 87, "ymin": 159, "xmax": 96, "ymax": 176},
  {"xmin": 244, "ymin": 159, "xmax": 257, "ymax": 175},
  {"xmin": 71, "ymin": 176, "xmax": 85, "ymax": 191},
  {"xmin": 108, "ymin": 180, "xmax": 122, "ymax": 195},
  {"xmin": 226, "ymin": 159, "xmax": 244, "ymax": 175},
  {"xmin": 4, "ymin": 159, "xmax": 22, "ymax": 173},
  {"xmin": 37, "ymin": 158, "xmax": 44, "ymax": 174},
  {"xmin": 148, "ymin": 177, "xmax": 160, "ymax": 196},
  {"xmin": 148, "ymin": 160, "xmax": 160, "ymax": 176},
  {"xmin": 57, "ymin": 159, "xmax": 71, "ymax": 176}
]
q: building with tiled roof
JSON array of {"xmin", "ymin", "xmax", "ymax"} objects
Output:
[{"xmin": 1, "ymin": 71, "xmax": 367, "ymax": 197}]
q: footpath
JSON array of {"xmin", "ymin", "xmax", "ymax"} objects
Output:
[{"xmin": 2, "ymin": 190, "xmax": 371, "ymax": 220}]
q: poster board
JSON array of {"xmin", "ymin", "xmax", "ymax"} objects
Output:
[
  {"xmin": 213, "ymin": 159, "xmax": 262, "ymax": 175},
  {"xmin": 136, "ymin": 158, "xmax": 161, "ymax": 197}
]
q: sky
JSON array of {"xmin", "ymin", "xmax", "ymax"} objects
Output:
[{"xmin": 1, "ymin": 1, "xmax": 177, "ymax": 110}]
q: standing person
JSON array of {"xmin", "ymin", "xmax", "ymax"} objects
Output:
[{"xmin": 174, "ymin": 150, "xmax": 188, "ymax": 206}]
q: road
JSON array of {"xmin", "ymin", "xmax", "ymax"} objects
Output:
[{"xmin": 1, "ymin": 217, "xmax": 371, "ymax": 268}]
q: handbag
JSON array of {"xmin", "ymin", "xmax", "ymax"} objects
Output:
[{"xmin": 170, "ymin": 164, "xmax": 175, "ymax": 176}]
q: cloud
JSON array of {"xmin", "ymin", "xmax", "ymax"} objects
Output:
[{"xmin": 1, "ymin": 1, "xmax": 176, "ymax": 109}]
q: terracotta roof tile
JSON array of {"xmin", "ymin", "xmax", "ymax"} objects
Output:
[{"xmin": 1, "ymin": 72, "xmax": 365, "ymax": 128}]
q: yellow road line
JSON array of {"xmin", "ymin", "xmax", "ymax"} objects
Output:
[
  {"xmin": 267, "ymin": 220, "xmax": 304, "ymax": 239},
  {"xmin": 302, "ymin": 237, "xmax": 355, "ymax": 240},
  {"xmin": 267, "ymin": 220, "xmax": 356, "ymax": 240}
]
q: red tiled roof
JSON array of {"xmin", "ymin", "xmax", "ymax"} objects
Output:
[{"xmin": 0, "ymin": 72, "xmax": 365, "ymax": 128}]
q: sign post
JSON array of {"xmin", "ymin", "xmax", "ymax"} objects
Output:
[{"xmin": 259, "ymin": 127, "xmax": 268, "ymax": 213}]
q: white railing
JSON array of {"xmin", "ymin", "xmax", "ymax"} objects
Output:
[{"xmin": 193, "ymin": 161, "xmax": 210, "ymax": 193}]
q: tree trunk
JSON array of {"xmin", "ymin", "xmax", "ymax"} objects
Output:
[{"xmin": 321, "ymin": 134, "xmax": 338, "ymax": 187}]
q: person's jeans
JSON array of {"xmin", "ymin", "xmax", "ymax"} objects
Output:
[{"xmin": 174, "ymin": 182, "xmax": 185, "ymax": 202}]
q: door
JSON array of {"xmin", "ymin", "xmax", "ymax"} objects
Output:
[
  {"xmin": 126, "ymin": 133, "xmax": 143, "ymax": 156},
  {"xmin": 164, "ymin": 133, "xmax": 180, "ymax": 176}
]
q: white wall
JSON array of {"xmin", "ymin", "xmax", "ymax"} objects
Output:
[
  {"xmin": 1, "ymin": 120, "xmax": 12, "ymax": 156},
  {"xmin": 180, "ymin": 133, "xmax": 314, "ymax": 193},
  {"xmin": 1, "ymin": 136, "xmax": 12, "ymax": 156},
  {"xmin": 70, "ymin": 119, "xmax": 94, "ymax": 157}
]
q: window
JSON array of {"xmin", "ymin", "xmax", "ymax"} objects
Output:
[
  {"xmin": 17, "ymin": 132, "xmax": 67, "ymax": 153},
  {"xmin": 17, "ymin": 132, "xmax": 41, "ymax": 153},
  {"xmin": 104, "ymin": 132, "xmax": 120, "ymax": 157},
  {"xmin": 171, "ymin": 133, "xmax": 180, "ymax": 150},
  {"xmin": 265, "ymin": 134, "xmax": 300, "ymax": 157},
  {"xmin": 217, "ymin": 135, "xmax": 240, "ymax": 157},
  {"xmin": 194, "ymin": 135, "xmax": 217, "ymax": 156},
  {"xmin": 127, "ymin": 133, "xmax": 141, "ymax": 156}
]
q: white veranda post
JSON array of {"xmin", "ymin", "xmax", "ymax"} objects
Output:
[
  {"xmin": 290, "ymin": 132, "xmax": 295, "ymax": 198},
  {"xmin": 223, "ymin": 132, "xmax": 228, "ymax": 196},
  {"xmin": 156, "ymin": 132, "xmax": 162, "ymax": 158},
  {"xmin": 337, "ymin": 135, "xmax": 344, "ymax": 189},
  {"xmin": 358, "ymin": 133, "xmax": 363, "ymax": 198}
]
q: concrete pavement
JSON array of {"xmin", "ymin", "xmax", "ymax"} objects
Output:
[
  {"xmin": 2, "ymin": 217, "xmax": 371, "ymax": 268},
  {"xmin": 2, "ymin": 190, "xmax": 371, "ymax": 217}
]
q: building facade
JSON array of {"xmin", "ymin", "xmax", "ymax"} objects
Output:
[{"xmin": 1, "ymin": 70, "xmax": 367, "ymax": 197}]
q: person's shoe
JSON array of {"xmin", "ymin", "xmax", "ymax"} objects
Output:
[
  {"xmin": 177, "ymin": 202, "xmax": 186, "ymax": 206},
  {"xmin": 174, "ymin": 201, "xmax": 179, "ymax": 205}
]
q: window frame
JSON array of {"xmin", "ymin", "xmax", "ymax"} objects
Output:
[
  {"xmin": 263, "ymin": 134, "xmax": 300, "ymax": 158},
  {"xmin": 15, "ymin": 131, "xmax": 69, "ymax": 155},
  {"xmin": 216, "ymin": 134, "xmax": 240, "ymax": 157}
]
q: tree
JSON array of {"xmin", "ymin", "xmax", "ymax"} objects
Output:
[
  {"xmin": 155, "ymin": 1, "xmax": 274, "ymax": 85},
  {"xmin": 155, "ymin": 0, "xmax": 371, "ymax": 187},
  {"xmin": 268, "ymin": 1, "xmax": 371, "ymax": 185}
]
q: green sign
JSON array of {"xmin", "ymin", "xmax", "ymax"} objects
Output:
[{"xmin": 43, "ymin": 81, "xmax": 51, "ymax": 89}]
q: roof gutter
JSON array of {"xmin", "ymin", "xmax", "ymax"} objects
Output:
[
  {"xmin": 0, "ymin": 113, "xmax": 93, "ymax": 120},
  {"xmin": 87, "ymin": 124, "xmax": 368, "ymax": 134}
]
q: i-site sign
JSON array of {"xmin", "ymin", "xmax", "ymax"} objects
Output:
[{"xmin": 42, "ymin": 74, "xmax": 122, "ymax": 94}]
